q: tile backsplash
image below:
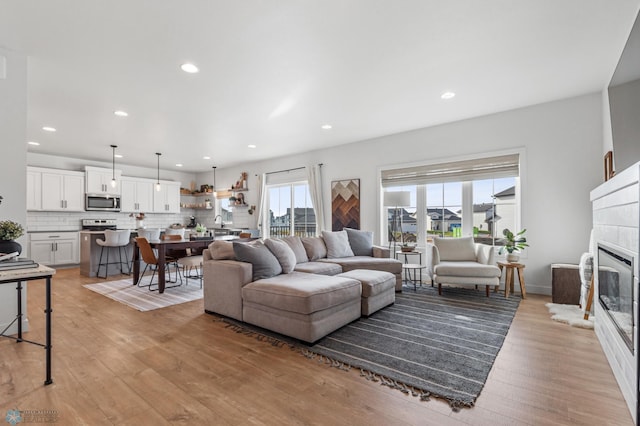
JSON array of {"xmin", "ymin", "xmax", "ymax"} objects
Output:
[{"xmin": 27, "ymin": 211, "xmax": 193, "ymax": 232}]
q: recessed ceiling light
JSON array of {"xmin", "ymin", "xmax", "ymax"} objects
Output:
[
  {"xmin": 114, "ymin": 110, "xmax": 128, "ymax": 117},
  {"xmin": 247, "ymin": 144, "xmax": 257, "ymax": 149},
  {"xmin": 321, "ymin": 124, "xmax": 332, "ymax": 130},
  {"xmin": 175, "ymin": 163, "xmax": 183, "ymax": 167},
  {"xmin": 42, "ymin": 126, "xmax": 56, "ymax": 132},
  {"xmin": 181, "ymin": 63, "xmax": 199, "ymax": 73},
  {"xmin": 28, "ymin": 141, "xmax": 40, "ymax": 146},
  {"xmin": 203, "ymin": 156, "xmax": 211, "ymax": 160},
  {"xmin": 441, "ymin": 92, "xmax": 456, "ymax": 100},
  {"xmin": 114, "ymin": 154, "xmax": 123, "ymax": 158}
]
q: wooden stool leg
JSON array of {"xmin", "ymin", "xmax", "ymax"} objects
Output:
[
  {"xmin": 505, "ymin": 268, "xmax": 513, "ymax": 298},
  {"xmin": 584, "ymin": 274, "xmax": 595, "ymax": 320},
  {"xmin": 517, "ymin": 266, "xmax": 527, "ymax": 299}
]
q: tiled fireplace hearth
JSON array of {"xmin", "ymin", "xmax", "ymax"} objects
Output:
[{"xmin": 591, "ymin": 161, "xmax": 639, "ymax": 423}]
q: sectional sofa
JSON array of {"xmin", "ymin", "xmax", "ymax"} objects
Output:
[{"xmin": 202, "ymin": 229, "xmax": 403, "ymax": 343}]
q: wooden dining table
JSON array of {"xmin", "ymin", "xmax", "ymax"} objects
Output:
[{"xmin": 132, "ymin": 237, "xmax": 214, "ymax": 293}]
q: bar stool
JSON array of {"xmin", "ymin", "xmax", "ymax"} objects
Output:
[{"xmin": 96, "ymin": 229, "xmax": 131, "ymax": 278}]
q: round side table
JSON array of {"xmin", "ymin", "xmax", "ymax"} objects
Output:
[{"xmin": 402, "ymin": 263, "xmax": 426, "ymax": 291}]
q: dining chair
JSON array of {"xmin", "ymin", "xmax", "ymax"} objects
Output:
[{"xmin": 135, "ymin": 237, "xmax": 182, "ymax": 291}]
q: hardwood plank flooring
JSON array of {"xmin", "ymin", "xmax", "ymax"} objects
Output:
[{"xmin": 0, "ymin": 268, "xmax": 633, "ymax": 425}]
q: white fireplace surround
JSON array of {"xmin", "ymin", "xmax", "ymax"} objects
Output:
[{"xmin": 591, "ymin": 161, "xmax": 639, "ymax": 423}]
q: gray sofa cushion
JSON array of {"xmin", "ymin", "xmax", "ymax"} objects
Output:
[
  {"xmin": 294, "ymin": 261, "xmax": 342, "ymax": 276},
  {"xmin": 433, "ymin": 236, "xmax": 476, "ymax": 261},
  {"xmin": 434, "ymin": 261, "xmax": 501, "ymax": 278},
  {"xmin": 264, "ymin": 238, "xmax": 297, "ymax": 274},
  {"xmin": 319, "ymin": 256, "xmax": 402, "ymax": 275},
  {"xmin": 301, "ymin": 236, "xmax": 327, "ymax": 261},
  {"xmin": 233, "ymin": 240, "xmax": 282, "ymax": 280},
  {"xmin": 337, "ymin": 269, "xmax": 396, "ymax": 298},
  {"xmin": 322, "ymin": 230, "xmax": 354, "ymax": 258},
  {"xmin": 282, "ymin": 236, "xmax": 309, "ymax": 264},
  {"xmin": 345, "ymin": 228, "xmax": 373, "ymax": 256},
  {"xmin": 242, "ymin": 271, "xmax": 361, "ymax": 315}
]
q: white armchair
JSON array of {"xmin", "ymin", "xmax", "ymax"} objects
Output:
[
  {"xmin": 578, "ymin": 230, "xmax": 595, "ymax": 313},
  {"xmin": 427, "ymin": 236, "xmax": 501, "ymax": 296}
]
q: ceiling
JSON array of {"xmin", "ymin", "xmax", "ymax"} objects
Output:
[{"xmin": 1, "ymin": 1, "xmax": 639, "ymax": 172}]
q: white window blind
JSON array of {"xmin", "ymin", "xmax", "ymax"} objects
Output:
[{"xmin": 381, "ymin": 153, "xmax": 519, "ymax": 187}]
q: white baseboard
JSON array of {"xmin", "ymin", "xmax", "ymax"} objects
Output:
[{"xmin": 0, "ymin": 316, "xmax": 30, "ymax": 336}]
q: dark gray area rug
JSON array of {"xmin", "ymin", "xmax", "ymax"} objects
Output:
[{"xmin": 221, "ymin": 284, "xmax": 521, "ymax": 409}]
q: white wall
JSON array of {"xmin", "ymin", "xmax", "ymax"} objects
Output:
[
  {"xmin": 0, "ymin": 47, "xmax": 28, "ymax": 333},
  {"xmin": 200, "ymin": 92, "xmax": 604, "ymax": 295}
]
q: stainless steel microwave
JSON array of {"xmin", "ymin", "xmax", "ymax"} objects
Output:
[{"xmin": 85, "ymin": 194, "xmax": 121, "ymax": 211}]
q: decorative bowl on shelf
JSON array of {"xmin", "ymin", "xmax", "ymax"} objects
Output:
[{"xmin": 400, "ymin": 246, "xmax": 415, "ymax": 253}]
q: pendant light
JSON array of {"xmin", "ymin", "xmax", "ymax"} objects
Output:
[
  {"xmin": 155, "ymin": 152, "xmax": 162, "ymax": 192},
  {"xmin": 212, "ymin": 166, "xmax": 217, "ymax": 196},
  {"xmin": 110, "ymin": 144, "xmax": 118, "ymax": 188}
]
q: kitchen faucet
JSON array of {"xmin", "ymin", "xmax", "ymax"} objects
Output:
[{"xmin": 214, "ymin": 215, "xmax": 224, "ymax": 228}]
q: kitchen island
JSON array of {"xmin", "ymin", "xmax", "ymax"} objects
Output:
[{"xmin": 79, "ymin": 230, "xmax": 134, "ymax": 278}]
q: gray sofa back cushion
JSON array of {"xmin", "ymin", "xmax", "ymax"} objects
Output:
[
  {"xmin": 344, "ymin": 228, "xmax": 373, "ymax": 256},
  {"xmin": 322, "ymin": 230, "xmax": 355, "ymax": 258},
  {"xmin": 233, "ymin": 240, "xmax": 282, "ymax": 280},
  {"xmin": 301, "ymin": 236, "xmax": 327, "ymax": 261},
  {"xmin": 433, "ymin": 236, "xmax": 476, "ymax": 261},
  {"xmin": 282, "ymin": 236, "xmax": 309, "ymax": 264},
  {"xmin": 264, "ymin": 238, "xmax": 297, "ymax": 274}
]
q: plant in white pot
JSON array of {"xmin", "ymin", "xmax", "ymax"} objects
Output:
[{"xmin": 498, "ymin": 228, "xmax": 528, "ymax": 263}]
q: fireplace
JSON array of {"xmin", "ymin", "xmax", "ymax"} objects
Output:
[{"xmin": 598, "ymin": 244, "xmax": 634, "ymax": 352}]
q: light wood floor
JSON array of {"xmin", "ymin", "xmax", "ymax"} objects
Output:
[{"xmin": 0, "ymin": 268, "xmax": 634, "ymax": 425}]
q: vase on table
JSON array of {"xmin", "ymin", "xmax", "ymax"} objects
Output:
[
  {"xmin": 506, "ymin": 253, "xmax": 519, "ymax": 263},
  {"xmin": 136, "ymin": 220, "xmax": 145, "ymax": 229},
  {"xmin": 0, "ymin": 240, "xmax": 22, "ymax": 256}
]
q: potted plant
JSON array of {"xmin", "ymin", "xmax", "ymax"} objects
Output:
[
  {"xmin": 0, "ymin": 220, "xmax": 25, "ymax": 255},
  {"xmin": 195, "ymin": 223, "xmax": 207, "ymax": 236},
  {"xmin": 498, "ymin": 228, "xmax": 528, "ymax": 263}
]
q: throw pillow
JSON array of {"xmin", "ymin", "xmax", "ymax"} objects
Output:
[
  {"xmin": 433, "ymin": 236, "xmax": 476, "ymax": 261},
  {"xmin": 282, "ymin": 236, "xmax": 309, "ymax": 264},
  {"xmin": 209, "ymin": 240, "xmax": 235, "ymax": 260},
  {"xmin": 264, "ymin": 238, "xmax": 297, "ymax": 274},
  {"xmin": 322, "ymin": 230, "xmax": 355, "ymax": 258},
  {"xmin": 233, "ymin": 240, "xmax": 282, "ymax": 280},
  {"xmin": 344, "ymin": 228, "xmax": 373, "ymax": 256},
  {"xmin": 301, "ymin": 236, "xmax": 327, "ymax": 261}
]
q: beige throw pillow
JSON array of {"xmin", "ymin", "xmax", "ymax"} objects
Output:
[
  {"xmin": 282, "ymin": 236, "xmax": 309, "ymax": 264},
  {"xmin": 433, "ymin": 236, "xmax": 476, "ymax": 261},
  {"xmin": 209, "ymin": 240, "xmax": 235, "ymax": 260},
  {"xmin": 322, "ymin": 230, "xmax": 355, "ymax": 258},
  {"xmin": 301, "ymin": 236, "xmax": 327, "ymax": 261}
]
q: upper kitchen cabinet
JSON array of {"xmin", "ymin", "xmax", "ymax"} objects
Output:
[
  {"xmin": 26, "ymin": 168, "xmax": 42, "ymax": 210},
  {"xmin": 121, "ymin": 177, "xmax": 154, "ymax": 213},
  {"xmin": 35, "ymin": 168, "xmax": 85, "ymax": 211},
  {"xmin": 85, "ymin": 166, "xmax": 122, "ymax": 195},
  {"xmin": 153, "ymin": 181, "xmax": 181, "ymax": 213}
]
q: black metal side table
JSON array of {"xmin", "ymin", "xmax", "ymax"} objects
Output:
[{"xmin": 0, "ymin": 265, "xmax": 56, "ymax": 385}]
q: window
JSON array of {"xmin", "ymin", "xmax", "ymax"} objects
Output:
[
  {"xmin": 218, "ymin": 197, "xmax": 232, "ymax": 223},
  {"xmin": 382, "ymin": 153, "xmax": 521, "ymax": 251},
  {"xmin": 267, "ymin": 182, "xmax": 316, "ymax": 238}
]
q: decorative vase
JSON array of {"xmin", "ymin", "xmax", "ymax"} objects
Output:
[
  {"xmin": 0, "ymin": 240, "xmax": 22, "ymax": 256},
  {"xmin": 506, "ymin": 253, "xmax": 519, "ymax": 263},
  {"xmin": 136, "ymin": 220, "xmax": 145, "ymax": 229}
]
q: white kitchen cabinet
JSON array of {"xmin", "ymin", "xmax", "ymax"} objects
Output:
[
  {"xmin": 85, "ymin": 166, "xmax": 122, "ymax": 195},
  {"xmin": 26, "ymin": 168, "xmax": 42, "ymax": 210},
  {"xmin": 39, "ymin": 169, "xmax": 85, "ymax": 211},
  {"xmin": 121, "ymin": 177, "xmax": 154, "ymax": 212},
  {"xmin": 29, "ymin": 232, "xmax": 79, "ymax": 265},
  {"xmin": 153, "ymin": 181, "xmax": 181, "ymax": 213}
]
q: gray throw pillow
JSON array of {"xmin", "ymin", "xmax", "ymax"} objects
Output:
[
  {"xmin": 322, "ymin": 230, "xmax": 355, "ymax": 258},
  {"xmin": 301, "ymin": 236, "xmax": 327, "ymax": 261},
  {"xmin": 233, "ymin": 240, "xmax": 282, "ymax": 280},
  {"xmin": 264, "ymin": 238, "xmax": 297, "ymax": 274},
  {"xmin": 345, "ymin": 228, "xmax": 373, "ymax": 256},
  {"xmin": 282, "ymin": 236, "xmax": 309, "ymax": 264}
]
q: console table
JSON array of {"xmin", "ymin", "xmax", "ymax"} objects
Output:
[{"xmin": 0, "ymin": 264, "xmax": 56, "ymax": 385}]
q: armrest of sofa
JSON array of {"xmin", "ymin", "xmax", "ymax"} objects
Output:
[
  {"xmin": 203, "ymin": 259, "xmax": 253, "ymax": 321},
  {"xmin": 372, "ymin": 245, "xmax": 391, "ymax": 258},
  {"xmin": 474, "ymin": 243, "xmax": 495, "ymax": 265},
  {"xmin": 425, "ymin": 243, "xmax": 439, "ymax": 278}
]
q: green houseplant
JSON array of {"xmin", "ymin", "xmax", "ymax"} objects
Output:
[
  {"xmin": 0, "ymin": 220, "xmax": 25, "ymax": 255},
  {"xmin": 498, "ymin": 228, "xmax": 528, "ymax": 263}
]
